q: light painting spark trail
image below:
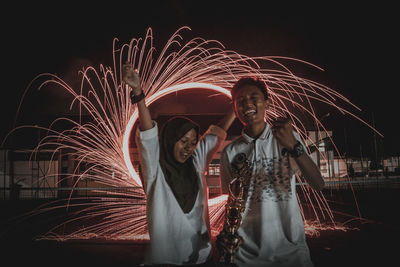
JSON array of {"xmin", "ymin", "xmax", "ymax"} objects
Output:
[{"xmin": 10, "ymin": 26, "xmax": 381, "ymax": 241}]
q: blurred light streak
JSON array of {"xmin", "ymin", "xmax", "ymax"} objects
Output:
[{"xmin": 8, "ymin": 26, "xmax": 380, "ymax": 241}]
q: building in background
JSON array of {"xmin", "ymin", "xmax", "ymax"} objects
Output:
[{"xmin": 2, "ymin": 89, "xmax": 398, "ymax": 200}]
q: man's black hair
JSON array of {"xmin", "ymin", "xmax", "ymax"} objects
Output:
[{"xmin": 231, "ymin": 77, "xmax": 268, "ymax": 100}]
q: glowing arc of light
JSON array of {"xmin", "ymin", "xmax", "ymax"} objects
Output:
[
  {"xmin": 122, "ymin": 82, "xmax": 231, "ymax": 187},
  {"xmin": 15, "ymin": 27, "xmax": 371, "ymax": 240}
]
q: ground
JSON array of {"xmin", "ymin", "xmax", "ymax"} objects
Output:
[{"xmin": 1, "ymin": 182, "xmax": 399, "ymax": 267}]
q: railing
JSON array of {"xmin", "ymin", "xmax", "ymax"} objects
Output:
[
  {"xmin": 2, "ymin": 177, "xmax": 400, "ymax": 201},
  {"xmin": 0, "ymin": 186, "xmax": 144, "ymax": 200}
]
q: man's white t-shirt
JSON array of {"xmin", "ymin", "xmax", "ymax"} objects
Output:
[
  {"xmin": 136, "ymin": 122, "xmax": 226, "ymax": 265},
  {"xmin": 220, "ymin": 123, "xmax": 314, "ymax": 267}
]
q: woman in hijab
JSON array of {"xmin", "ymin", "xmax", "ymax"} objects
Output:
[{"xmin": 123, "ymin": 64, "xmax": 235, "ymax": 266}]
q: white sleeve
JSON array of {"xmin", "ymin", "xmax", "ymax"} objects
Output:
[
  {"xmin": 193, "ymin": 125, "xmax": 227, "ymax": 173},
  {"xmin": 135, "ymin": 121, "xmax": 160, "ymax": 190}
]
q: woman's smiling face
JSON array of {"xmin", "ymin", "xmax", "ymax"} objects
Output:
[{"xmin": 173, "ymin": 128, "xmax": 198, "ymax": 163}]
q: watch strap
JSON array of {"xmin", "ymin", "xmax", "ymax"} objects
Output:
[
  {"xmin": 130, "ymin": 90, "xmax": 146, "ymax": 104},
  {"xmin": 281, "ymin": 141, "xmax": 304, "ymax": 158}
]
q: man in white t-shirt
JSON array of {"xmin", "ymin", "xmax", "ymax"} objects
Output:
[{"xmin": 219, "ymin": 77, "xmax": 325, "ymax": 267}]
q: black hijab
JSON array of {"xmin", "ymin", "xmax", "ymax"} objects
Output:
[{"xmin": 159, "ymin": 116, "xmax": 200, "ymax": 213}]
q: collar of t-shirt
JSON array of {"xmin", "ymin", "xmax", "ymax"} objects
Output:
[{"xmin": 240, "ymin": 123, "xmax": 271, "ymax": 144}]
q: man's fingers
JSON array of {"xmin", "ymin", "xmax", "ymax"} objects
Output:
[
  {"xmin": 272, "ymin": 118, "xmax": 293, "ymax": 132},
  {"xmin": 272, "ymin": 117, "xmax": 290, "ymax": 125},
  {"xmin": 273, "ymin": 116, "xmax": 289, "ymax": 122},
  {"xmin": 271, "ymin": 127, "xmax": 283, "ymax": 137}
]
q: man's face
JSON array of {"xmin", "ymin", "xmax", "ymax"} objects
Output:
[
  {"xmin": 233, "ymin": 85, "xmax": 269, "ymax": 127},
  {"xmin": 173, "ymin": 128, "xmax": 198, "ymax": 163}
]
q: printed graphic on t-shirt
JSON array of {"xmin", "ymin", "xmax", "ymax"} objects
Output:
[{"xmin": 246, "ymin": 156, "xmax": 292, "ymax": 202}]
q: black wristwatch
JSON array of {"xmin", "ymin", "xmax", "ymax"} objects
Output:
[
  {"xmin": 282, "ymin": 141, "xmax": 304, "ymax": 158},
  {"xmin": 130, "ymin": 90, "xmax": 146, "ymax": 104}
]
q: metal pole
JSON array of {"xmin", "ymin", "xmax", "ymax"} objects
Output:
[
  {"xmin": 360, "ymin": 144, "xmax": 365, "ymax": 190},
  {"xmin": 10, "ymin": 149, "xmax": 14, "ymax": 200},
  {"xmin": 3, "ymin": 150, "xmax": 6, "ymax": 199},
  {"xmin": 372, "ymin": 112, "xmax": 379, "ymax": 187},
  {"xmin": 316, "ymin": 131, "xmax": 321, "ymax": 170}
]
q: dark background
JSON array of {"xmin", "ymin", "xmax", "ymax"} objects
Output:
[
  {"xmin": 1, "ymin": 1, "xmax": 399, "ymax": 158},
  {"xmin": 1, "ymin": 3, "xmax": 400, "ymax": 266}
]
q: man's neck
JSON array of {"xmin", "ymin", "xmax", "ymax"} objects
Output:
[{"xmin": 244, "ymin": 121, "xmax": 266, "ymax": 139}]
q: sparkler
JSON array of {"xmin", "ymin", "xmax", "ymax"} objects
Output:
[{"xmin": 10, "ymin": 26, "xmax": 380, "ymax": 241}]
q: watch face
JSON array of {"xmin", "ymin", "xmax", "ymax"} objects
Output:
[{"xmin": 293, "ymin": 142, "xmax": 304, "ymax": 157}]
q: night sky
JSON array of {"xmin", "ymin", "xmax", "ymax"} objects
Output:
[{"xmin": 1, "ymin": 2, "xmax": 398, "ymax": 158}]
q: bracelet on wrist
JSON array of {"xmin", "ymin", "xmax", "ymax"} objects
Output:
[{"xmin": 130, "ymin": 90, "xmax": 146, "ymax": 104}]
